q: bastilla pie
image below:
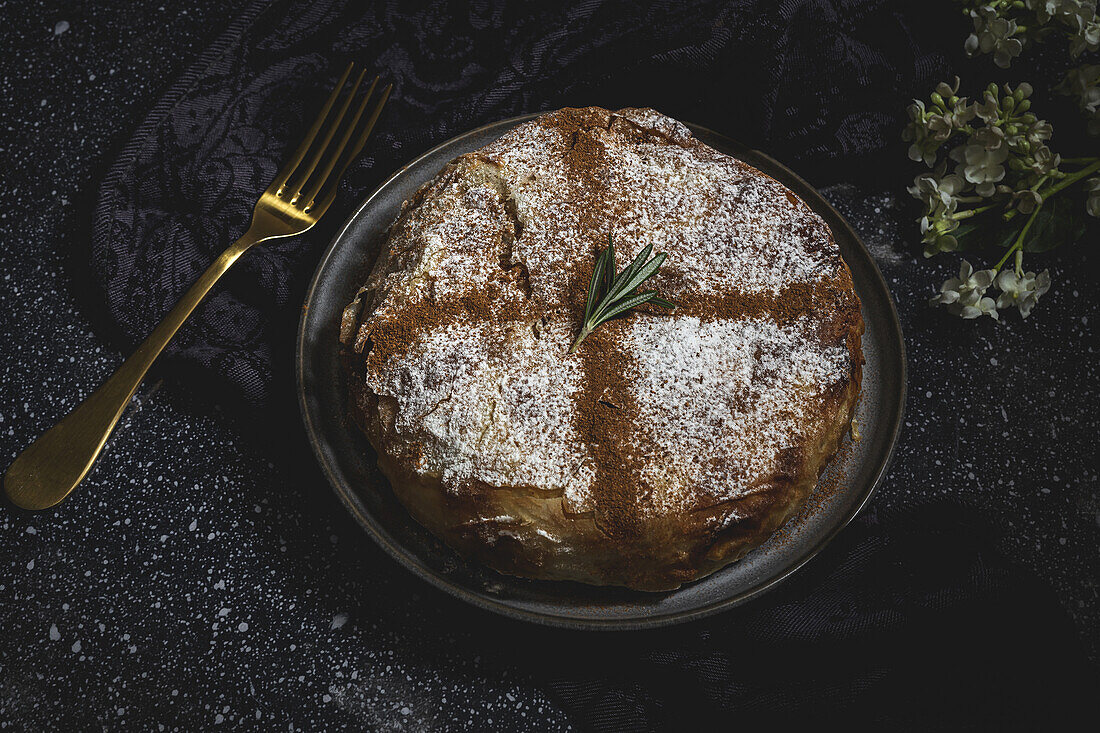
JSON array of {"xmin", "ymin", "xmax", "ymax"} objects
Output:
[{"xmin": 339, "ymin": 107, "xmax": 863, "ymax": 591}]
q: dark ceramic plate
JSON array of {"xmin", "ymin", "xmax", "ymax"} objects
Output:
[{"xmin": 297, "ymin": 115, "xmax": 906, "ymax": 630}]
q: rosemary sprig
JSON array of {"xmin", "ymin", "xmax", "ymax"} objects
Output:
[{"xmin": 569, "ymin": 233, "xmax": 675, "ymax": 353}]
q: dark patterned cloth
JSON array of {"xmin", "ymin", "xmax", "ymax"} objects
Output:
[
  {"xmin": 93, "ymin": 0, "xmax": 950, "ymax": 407},
  {"xmin": 91, "ymin": 1, "xmax": 1098, "ymax": 728}
]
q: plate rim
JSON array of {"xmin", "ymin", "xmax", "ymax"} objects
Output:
[{"xmin": 296, "ymin": 113, "xmax": 908, "ymax": 630}]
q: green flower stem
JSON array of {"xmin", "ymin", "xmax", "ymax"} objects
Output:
[
  {"xmin": 1002, "ymin": 159, "xmax": 1100, "ymax": 222},
  {"xmin": 954, "ymin": 204, "xmax": 998, "ymax": 220},
  {"xmin": 1060, "ymin": 157, "xmax": 1100, "ymax": 165},
  {"xmin": 995, "ymin": 205, "xmax": 1042, "ymax": 272},
  {"xmin": 1026, "ymin": 174, "xmax": 1050, "ymax": 198},
  {"xmin": 1044, "ymin": 159, "xmax": 1100, "ymax": 197}
]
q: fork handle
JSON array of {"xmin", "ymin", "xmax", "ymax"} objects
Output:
[{"xmin": 4, "ymin": 233, "xmax": 260, "ymax": 510}]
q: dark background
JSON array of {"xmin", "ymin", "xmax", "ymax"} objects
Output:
[{"xmin": 1, "ymin": 1, "xmax": 1097, "ymax": 729}]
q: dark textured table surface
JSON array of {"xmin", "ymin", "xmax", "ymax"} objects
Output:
[{"xmin": 1, "ymin": 2, "xmax": 1097, "ymax": 729}]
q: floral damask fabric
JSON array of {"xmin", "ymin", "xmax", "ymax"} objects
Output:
[{"xmin": 93, "ymin": 0, "xmax": 950, "ymax": 407}]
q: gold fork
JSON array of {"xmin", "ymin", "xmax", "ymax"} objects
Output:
[{"xmin": 5, "ymin": 63, "xmax": 391, "ymax": 510}]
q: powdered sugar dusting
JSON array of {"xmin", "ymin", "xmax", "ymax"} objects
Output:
[
  {"xmin": 603, "ymin": 133, "xmax": 835, "ymax": 298},
  {"xmin": 484, "ymin": 107, "xmax": 837, "ymax": 302},
  {"xmin": 627, "ymin": 316, "xmax": 848, "ymax": 514},
  {"xmin": 374, "ymin": 319, "xmax": 594, "ymax": 503}
]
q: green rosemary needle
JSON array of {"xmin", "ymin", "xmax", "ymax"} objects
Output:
[{"xmin": 569, "ymin": 233, "xmax": 676, "ymax": 354}]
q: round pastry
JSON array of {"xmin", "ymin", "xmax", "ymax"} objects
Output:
[{"xmin": 339, "ymin": 107, "xmax": 863, "ymax": 591}]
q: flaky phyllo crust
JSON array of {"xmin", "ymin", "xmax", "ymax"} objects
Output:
[{"xmin": 340, "ymin": 107, "xmax": 863, "ymax": 590}]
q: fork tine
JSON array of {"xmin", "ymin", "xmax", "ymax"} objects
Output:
[
  {"xmin": 346, "ymin": 83, "xmax": 392, "ymax": 163},
  {"xmin": 272, "ymin": 63, "xmax": 353, "ymax": 194},
  {"xmin": 299, "ymin": 76, "xmax": 379, "ymax": 210},
  {"xmin": 305, "ymin": 83, "xmax": 392, "ymax": 215},
  {"xmin": 288, "ymin": 66, "xmax": 368, "ymax": 204}
]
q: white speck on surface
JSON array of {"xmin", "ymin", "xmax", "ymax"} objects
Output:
[
  {"xmin": 49, "ymin": 624, "xmax": 60, "ymax": 641},
  {"xmin": 53, "ymin": 20, "xmax": 70, "ymax": 35}
]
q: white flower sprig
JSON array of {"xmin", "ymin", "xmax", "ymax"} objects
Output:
[
  {"xmin": 966, "ymin": 5, "xmax": 1025, "ymax": 68},
  {"xmin": 904, "ymin": 79, "xmax": 1099, "ymax": 320},
  {"xmin": 908, "ymin": 4, "xmax": 1099, "ymax": 321},
  {"xmin": 961, "ymin": 2, "xmax": 1100, "ymax": 134},
  {"xmin": 961, "ymin": 1, "xmax": 1099, "ymax": 68},
  {"xmin": 995, "ymin": 251, "xmax": 1052, "ymax": 318},
  {"xmin": 929, "ymin": 259, "xmax": 1001, "ymax": 319},
  {"xmin": 929, "ymin": 254, "xmax": 1052, "ymax": 320}
]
